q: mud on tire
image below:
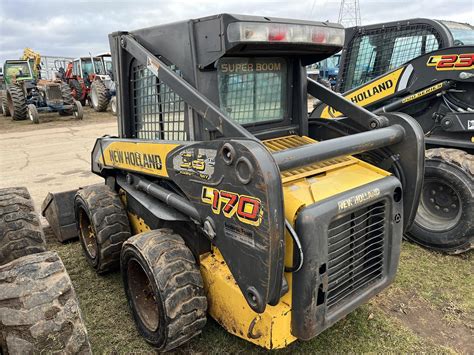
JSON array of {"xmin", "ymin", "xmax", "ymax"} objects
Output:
[
  {"xmin": 74, "ymin": 184, "xmax": 131, "ymax": 273},
  {"xmin": 121, "ymin": 229, "xmax": 207, "ymax": 351},
  {"xmin": 409, "ymin": 148, "xmax": 473, "ymax": 253},
  {"xmin": 0, "ymin": 251, "xmax": 91, "ymax": 354},
  {"xmin": 0, "ymin": 187, "xmax": 46, "ymax": 266},
  {"xmin": 6, "ymin": 85, "xmax": 27, "ymax": 121}
]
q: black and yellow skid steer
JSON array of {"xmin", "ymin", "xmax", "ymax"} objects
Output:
[
  {"xmin": 43, "ymin": 14, "xmax": 425, "ymax": 350},
  {"xmin": 313, "ymin": 18, "xmax": 474, "ymax": 254}
]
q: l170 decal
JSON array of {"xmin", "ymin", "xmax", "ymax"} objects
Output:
[{"xmin": 201, "ymin": 187, "xmax": 263, "ymax": 226}]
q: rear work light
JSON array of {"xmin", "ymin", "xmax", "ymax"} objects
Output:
[{"xmin": 227, "ymin": 21, "xmax": 344, "ymax": 46}]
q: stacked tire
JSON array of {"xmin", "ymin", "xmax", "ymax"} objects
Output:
[{"xmin": 0, "ymin": 187, "xmax": 91, "ymax": 354}]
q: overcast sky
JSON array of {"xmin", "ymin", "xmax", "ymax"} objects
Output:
[{"xmin": 0, "ymin": 0, "xmax": 473, "ymax": 64}]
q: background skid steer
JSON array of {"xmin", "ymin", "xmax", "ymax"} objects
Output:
[
  {"xmin": 313, "ymin": 18, "xmax": 474, "ymax": 253},
  {"xmin": 44, "ymin": 14, "xmax": 424, "ymax": 350}
]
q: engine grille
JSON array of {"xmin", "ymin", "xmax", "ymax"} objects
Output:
[
  {"xmin": 326, "ymin": 201, "xmax": 386, "ymax": 310},
  {"xmin": 46, "ymin": 85, "xmax": 63, "ymax": 101}
]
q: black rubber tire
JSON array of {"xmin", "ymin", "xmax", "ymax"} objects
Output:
[
  {"xmin": 409, "ymin": 148, "xmax": 473, "ymax": 254},
  {"xmin": 59, "ymin": 83, "xmax": 74, "ymax": 116},
  {"xmin": 0, "ymin": 251, "xmax": 91, "ymax": 354},
  {"xmin": 0, "ymin": 92, "xmax": 3, "ymax": 115},
  {"xmin": 74, "ymin": 185, "xmax": 131, "ymax": 274},
  {"xmin": 90, "ymin": 80, "xmax": 109, "ymax": 112},
  {"xmin": 0, "ymin": 187, "xmax": 47, "ymax": 266},
  {"xmin": 121, "ymin": 229, "xmax": 207, "ymax": 351},
  {"xmin": 110, "ymin": 96, "xmax": 117, "ymax": 116},
  {"xmin": 1, "ymin": 92, "xmax": 10, "ymax": 117},
  {"xmin": 6, "ymin": 85, "xmax": 27, "ymax": 120},
  {"xmin": 69, "ymin": 79, "xmax": 83, "ymax": 101}
]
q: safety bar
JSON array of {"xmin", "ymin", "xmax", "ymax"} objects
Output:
[
  {"xmin": 307, "ymin": 77, "xmax": 388, "ymax": 130},
  {"xmin": 274, "ymin": 125, "xmax": 405, "ymax": 171}
]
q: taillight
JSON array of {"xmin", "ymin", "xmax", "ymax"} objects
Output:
[{"xmin": 227, "ymin": 21, "xmax": 344, "ymax": 46}]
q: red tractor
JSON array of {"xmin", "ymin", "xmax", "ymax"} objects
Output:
[{"xmin": 61, "ymin": 55, "xmax": 115, "ymax": 112}]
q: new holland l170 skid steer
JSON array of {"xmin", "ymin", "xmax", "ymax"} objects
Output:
[
  {"xmin": 45, "ymin": 14, "xmax": 425, "ymax": 350},
  {"xmin": 313, "ymin": 19, "xmax": 473, "ymax": 253}
]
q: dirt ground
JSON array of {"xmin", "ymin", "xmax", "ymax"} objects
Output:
[{"xmin": 0, "ymin": 109, "xmax": 472, "ymax": 353}]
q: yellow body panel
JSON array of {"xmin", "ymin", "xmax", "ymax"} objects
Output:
[
  {"xmin": 116, "ymin": 135, "xmax": 391, "ymax": 348},
  {"xmin": 199, "ymin": 135, "xmax": 390, "ymax": 348},
  {"xmin": 320, "ymin": 67, "xmax": 404, "ymax": 118},
  {"xmin": 101, "ymin": 141, "xmax": 180, "ymax": 177}
]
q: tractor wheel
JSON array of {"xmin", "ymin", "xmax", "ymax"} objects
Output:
[
  {"xmin": 90, "ymin": 80, "xmax": 109, "ymax": 112},
  {"xmin": 74, "ymin": 185, "xmax": 131, "ymax": 274},
  {"xmin": 409, "ymin": 148, "xmax": 473, "ymax": 254},
  {"xmin": 1, "ymin": 93, "xmax": 10, "ymax": 117},
  {"xmin": 27, "ymin": 104, "xmax": 40, "ymax": 124},
  {"xmin": 69, "ymin": 79, "xmax": 83, "ymax": 101},
  {"xmin": 0, "ymin": 187, "xmax": 46, "ymax": 266},
  {"xmin": 110, "ymin": 96, "xmax": 117, "ymax": 116},
  {"xmin": 72, "ymin": 100, "xmax": 84, "ymax": 120},
  {"xmin": 0, "ymin": 93, "xmax": 3, "ymax": 115},
  {"xmin": 59, "ymin": 83, "xmax": 75, "ymax": 116},
  {"xmin": 121, "ymin": 229, "xmax": 207, "ymax": 351},
  {"xmin": 6, "ymin": 85, "xmax": 27, "ymax": 120},
  {"xmin": 0, "ymin": 251, "xmax": 91, "ymax": 354}
]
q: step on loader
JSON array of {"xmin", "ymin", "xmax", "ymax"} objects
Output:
[
  {"xmin": 44, "ymin": 14, "xmax": 425, "ymax": 350},
  {"xmin": 313, "ymin": 18, "xmax": 474, "ymax": 253}
]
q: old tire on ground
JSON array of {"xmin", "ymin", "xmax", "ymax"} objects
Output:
[
  {"xmin": 121, "ymin": 229, "xmax": 207, "ymax": 351},
  {"xmin": 27, "ymin": 104, "xmax": 39, "ymax": 124},
  {"xmin": 409, "ymin": 148, "xmax": 473, "ymax": 253},
  {"xmin": 1, "ymin": 93, "xmax": 10, "ymax": 117},
  {"xmin": 74, "ymin": 185, "xmax": 131, "ymax": 274},
  {"xmin": 69, "ymin": 79, "xmax": 83, "ymax": 101},
  {"xmin": 110, "ymin": 96, "xmax": 117, "ymax": 116},
  {"xmin": 0, "ymin": 251, "xmax": 91, "ymax": 354},
  {"xmin": 90, "ymin": 80, "xmax": 109, "ymax": 112},
  {"xmin": 0, "ymin": 93, "xmax": 3, "ymax": 115},
  {"xmin": 6, "ymin": 85, "xmax": 27, "ymax": 120},
  {"xmin": 59, "ymin": 83, "xmax": 75, "ymax": 116},
  {"xmin": 0, "ymin": 187, "xmax": 46, "ymax": 266}
]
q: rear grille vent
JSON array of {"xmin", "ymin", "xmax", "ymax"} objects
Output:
[{"xmin": 327, "ymin": 201, "xmax": 386, "ymax": 310}]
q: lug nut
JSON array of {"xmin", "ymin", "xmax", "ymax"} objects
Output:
[
  {"xmin": 435, "ymin": 205, "xmax": 440, "ymax": 210},
  {"xmin": 451, "ymin": 204, "xmax": 457, "ymax": 209},
  {"xmin": 443, "ymin": 208, "xmax": 449, "ymax": 213},
  {"xmin": 429, "ymin": 198, "xmax": 435, "ymax": 203}
]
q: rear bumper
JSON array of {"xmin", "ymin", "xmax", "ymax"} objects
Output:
[{"xmin": 291, "ymin": 176, "xmax": 402, "ymax": 340}]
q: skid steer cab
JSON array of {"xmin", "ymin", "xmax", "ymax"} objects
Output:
[{"xmin": 53, "ymin": 14, "xmax": 423, "ymax": 350}]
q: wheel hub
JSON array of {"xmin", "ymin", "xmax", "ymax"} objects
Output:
[
  {"xmin": 79, "ymin": 211, "xmax": 98, "ymax": 259},
  {"xmin": 416, "ymin": 178, "xmax": 462, "ymax": 232},
  {"xmin": 127, "ymin": 259, "xmax": 160, "ymax": 332}
]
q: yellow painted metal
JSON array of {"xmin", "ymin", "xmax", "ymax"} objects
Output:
[
  {"xmin": 199, "ymin": 135, "xmax": 390, "ymax": 348},
  {"xmin": 21, "ymin": 48, "xmax": 41, "ymax": 78},
  {"xmin": 116, "ymin": 135, "xmax": 391, "ymax": 348},
  {"xmin": 200, "ymin": 248, "xmax": 296, "ymax": 349},
  {"xmin": 100, "ymin": 141, "xmax": 180, "ymax": 178},
  {"xmin": 320, "ymin": 67, "xmax": 405, "ymax": 118}
]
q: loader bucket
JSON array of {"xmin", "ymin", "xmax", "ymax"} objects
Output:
[{"xmin": 41, "ymin": 190, "xmax": 78, "ymax": 242}]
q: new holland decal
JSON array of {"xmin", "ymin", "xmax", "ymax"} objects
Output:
[
  {"xmin": 427, "ymin": 53, "xmax": 474, "ymax": 71},
  {"xmin": 101, "ymin": 141, "xmax": 179, "ymax": 177},
  {"xmin": 201, "ymin": 187, "xmax": 263, "ymax": 227},
  {"xmin": 320, "ymin": 67, "xmax": 405, "ymax": 118}
]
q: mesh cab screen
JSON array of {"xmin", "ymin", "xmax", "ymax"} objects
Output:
[
  {"xmin": 217, "ymin": 57, "xmax": 287, "ymax": 125},
  {"xmin": 340, "ymin": 24, "xmax": 442, "ymax": 92},
  {"xmin": 131, "ymin": 63, "xmax": 187, "ymax": 141}
]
